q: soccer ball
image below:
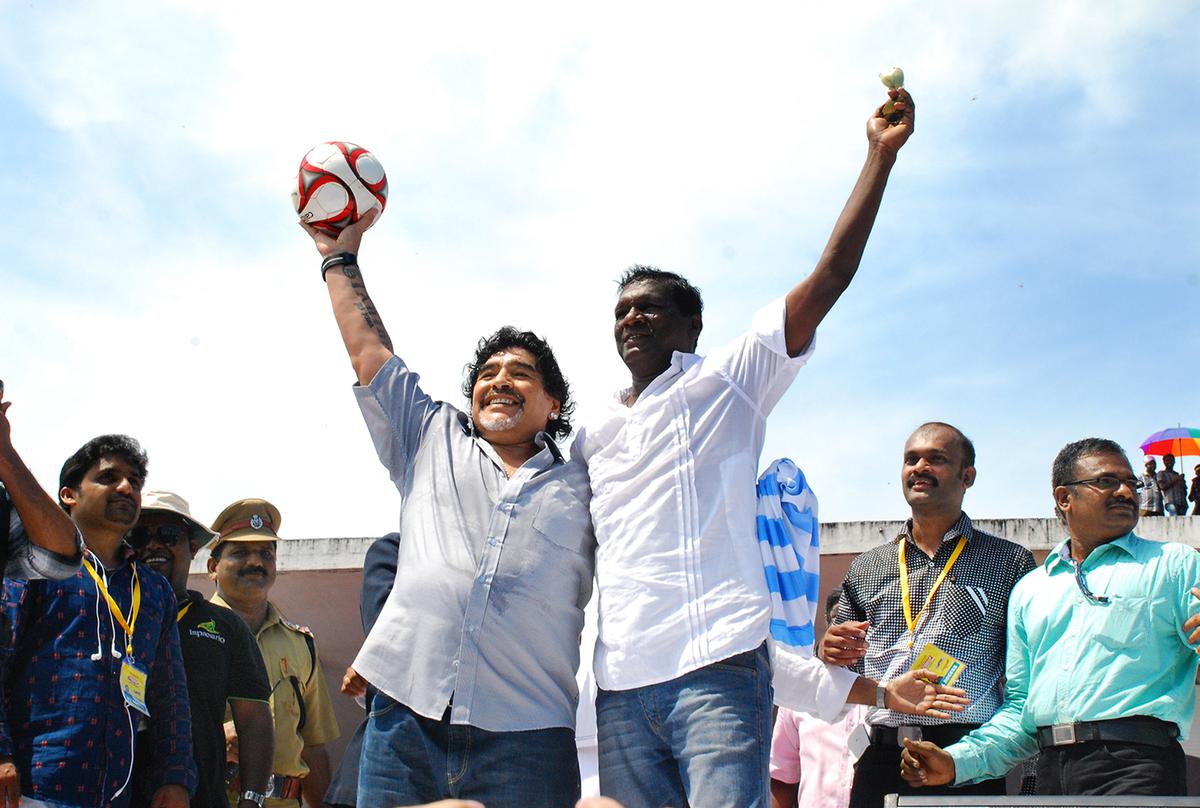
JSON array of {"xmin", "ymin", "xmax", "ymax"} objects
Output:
[{"xmin": 292, "ymin": 141, "xmax": 388, "ymax": 234}]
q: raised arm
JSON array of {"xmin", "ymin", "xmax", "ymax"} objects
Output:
[
  {"xmin": 0, "ymin": 395, "xmax": 80, "ymax": 558},
  {"xmin": 783, "ymin": 88, "xmax": 915, "ymax": 356},
  {"xmin": 302, "ymin": 210, "xmax": 394, "ymax": 385}
]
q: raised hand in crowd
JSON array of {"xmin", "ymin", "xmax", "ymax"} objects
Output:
[
  {"xmin": 869, "ymin": 87, "xmax": 914, "ymax": 154},
  {"xmin": 0, "ymin": 383, "xmax": 80, "ymax": 558},
  {"xmin": 899, "ymin": 737, "xmax": 956, "ymax": 787},
  {"xmin": 819, "ymin": 619, "xmax": 868, "ymax": 665}
]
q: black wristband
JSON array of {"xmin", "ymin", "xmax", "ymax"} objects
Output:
[{"xmin": 320, "ymin": 251, "xmax": 358, "ymax": 281}]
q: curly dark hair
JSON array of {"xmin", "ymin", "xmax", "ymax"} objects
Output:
[
  {"xmin": 462, "ymin": 327, "xmax": 574, "ymax": 439},
  {"xmin": 617, "ymin": 265, "xmax": 704, "ymax": 318},
  {"xmin": 58, "ymin": 434, "xmax": 148, "ymax": 511},
  {"xmin": 1050, "ymin": 437, "xmax": 1128, "ymax": 519}
]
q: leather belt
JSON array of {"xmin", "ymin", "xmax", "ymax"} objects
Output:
[
  {"xmin": 1036, "ymin": 717, "xmax": 1178, "ymax": 750},
  {"xmin": 869, "ymin": 723, "xmax": 980, "ymax": 748},
  {"xmin": 266, "ymin": 775, "xmax": 304, "ymax": 800},
  {"xmin": 229, "ymin": 774, "xmax": 304, "ymax": 801}
]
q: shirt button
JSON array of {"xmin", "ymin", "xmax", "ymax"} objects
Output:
[{"xmin": 487, "ymin": 538, "xmax": 499, "ymax": 547}]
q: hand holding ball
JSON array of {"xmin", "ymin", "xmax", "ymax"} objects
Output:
[{"xmin": 292, "ymin": 141, "xmax": 387, "ymax": 234}]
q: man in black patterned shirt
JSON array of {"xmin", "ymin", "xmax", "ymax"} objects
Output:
[{"xmin": 822, "ymin": 422, "xmax": 1036, "ymax": 807}]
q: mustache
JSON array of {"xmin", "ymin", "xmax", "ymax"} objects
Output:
[
  {"xmin": 907, "ymin": 473, "xmax": 938, "ymax": 488},
  {"xmin": 485, "ymin": 392, "xmax": 525, "ymax": 405},
  {"xmin": 238, "ymin": 567, "xmax": 268, "ymax": 577}
]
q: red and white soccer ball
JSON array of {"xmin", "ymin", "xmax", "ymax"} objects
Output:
[{"xmin": 292, "ymin": 141, "xmax": 388, "ymax": 234}]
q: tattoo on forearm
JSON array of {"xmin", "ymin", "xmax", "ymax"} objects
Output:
[
  {"xmin": 338, "ymin": 265, "xmax": 393, "ymax": 350},
  {"xmin": 341, "ymin": 265, "xmax": 367, "ymax": 292},
  {"xmin": 354, "ymin": 298, "xmax": 393, "ymax": 350}
]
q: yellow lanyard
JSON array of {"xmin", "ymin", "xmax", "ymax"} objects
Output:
[
  {"xmin": 177, "ymin": 601, "xmax": 193, "ymax": 623},
  {"xmin": 898, "ymin": 534, "xmax": 967, "ymax": 649},
  {"xmin": 82, "ymin": 558, "xmax": 141, "ymax": 658}
]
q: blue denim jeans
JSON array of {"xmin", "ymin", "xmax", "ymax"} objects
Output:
[
  {"xmin": 596, "ymin": 642, "xmax": 772, "ymax": 808},
  {"xmin": 357, "ymin": 693, "xmax": 580, "ymax": 808}
]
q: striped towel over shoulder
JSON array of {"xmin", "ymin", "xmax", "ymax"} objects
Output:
[{"xmin": 756, "ymin": 457, "xmax": 820, "ymax": 653}]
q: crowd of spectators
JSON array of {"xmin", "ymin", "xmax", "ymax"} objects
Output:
[{"xmin": 1139, "ymin": 454, "xmax": 1200, "ymax": 517}]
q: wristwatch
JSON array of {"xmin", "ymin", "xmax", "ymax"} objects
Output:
[
  {"xmin": 875, "ymin": 683, "xmax": 888, "ymax": 709},
  {"xmin": 239, "ymin": 790, "xmax": 266, "ymax": 807}
]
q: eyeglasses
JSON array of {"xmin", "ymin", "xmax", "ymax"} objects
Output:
[
  {"xmin": 1062, "ymin": 476, "xmax": 1144, "ymax": 493},
  {"xmin": 128, "ymin": 524, "xmax": 189, "ymax": 548}
]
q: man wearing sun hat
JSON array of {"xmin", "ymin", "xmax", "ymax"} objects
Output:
[
  {"xmin": 208, "ymin": 498, "xmax": 339, "ymax": 808},
  {"xmin": 130, "ymin": 491, "xmax": 274, "ymax": 808}
]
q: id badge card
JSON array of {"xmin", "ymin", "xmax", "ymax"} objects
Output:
[
  {"xmin": 847, "ymin": 722, "xmax": 871, "ymax": 763},
  {"xmin": 911, "ymin": 642, "xmax": 965, "ymax": 687},
  {"xmin": 120, "ymin": 656, "xmax": 151, "ymax": 716}
]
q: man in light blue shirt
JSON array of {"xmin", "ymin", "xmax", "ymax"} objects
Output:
[
  {"xmin": 901, "ymin": 437, "xmax": 1200, "ymax": 796},
  {"xmin": 303, "ymin": 211, "xmax": 595, "ymax": 808}
]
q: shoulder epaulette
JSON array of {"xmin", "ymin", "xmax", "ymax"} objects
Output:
[{"xmin": 279, "ymin": 616, "xmax": 314, "ymax": 637}]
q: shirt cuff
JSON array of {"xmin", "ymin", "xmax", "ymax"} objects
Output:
[
  {"xmin": 946, "ymin": 741, "xmax": 981, "ymax": 786},
  {"xmin": 771, "ymin": 647, "xmax": 857, "ymax": 722}
]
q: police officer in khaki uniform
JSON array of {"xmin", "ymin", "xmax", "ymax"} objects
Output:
[{"xmin": 208, "ymin": 499, "xmax": 339, "ymax": 808}]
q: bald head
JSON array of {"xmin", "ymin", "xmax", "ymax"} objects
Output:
[{"xmin": 910, "ymin": 422, "xmax": 975, "ymax": 469}]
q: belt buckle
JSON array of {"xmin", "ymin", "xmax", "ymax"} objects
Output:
[
  {"xmin": 1051, "ymin": 723, "xmax": 1077, "ymax": 746},
  {"xmin": 897, "ymin": 726, "xmax": 923, "ymax": 744}
]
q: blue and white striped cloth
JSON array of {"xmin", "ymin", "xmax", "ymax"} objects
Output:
[{"xmin": 756, "ymin": 458, "xmax": 820, "ymax": 654}]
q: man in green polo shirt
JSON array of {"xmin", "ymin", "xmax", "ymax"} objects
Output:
[{"xmin": 900, "ymin": 437, "xmax": 1200, "ymax": 796}]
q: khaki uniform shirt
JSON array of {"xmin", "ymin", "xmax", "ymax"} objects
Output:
[{"xmin": 212, "ymin": 594, "xmax": 339, "ymax": 801}]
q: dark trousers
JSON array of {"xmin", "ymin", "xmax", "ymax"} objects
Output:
[
  {"xmin": 848, "ymin": 743, "xmax": 1006, "ymax": 808},
  {"xmin": 1037, "ymin": 739, "xmax": 1187, "ymax": 795}
]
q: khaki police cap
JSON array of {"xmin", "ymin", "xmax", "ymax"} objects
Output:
[{"xmin": 210, "ymin": 498, "xmax": 282, "ymax": 547}]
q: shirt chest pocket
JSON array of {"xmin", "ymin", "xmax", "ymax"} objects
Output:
[
  {"xmin": 937, "ymin": 581, "xmax": 987, "ymax": 637},
  {"xmin": 270, "ymin": 673, "xmax": 307, "ymax": 732},
  {"xmin": 1093, "ymin": 594, "xmax": 1149, "ymax": 649},
  {"xmin": 530, "ymin": 487, "xmax": 592, "ymax": 556}
]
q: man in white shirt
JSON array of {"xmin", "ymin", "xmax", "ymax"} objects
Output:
[{"xmin": 573, "ymin": 90, "xmax": 920, "ymax": 807}]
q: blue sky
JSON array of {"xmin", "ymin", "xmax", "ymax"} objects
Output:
[{"xmin": 1, "ymin": 1, "xmax": 1197, "ymax": 538}]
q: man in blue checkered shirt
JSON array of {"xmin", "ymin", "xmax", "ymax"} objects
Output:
[
  {"xmin": 0, "ymin": 434, "xmax": 196, "ymax": 808},
  {"xmin": 0, "ymin": 385, "xmax": 84, "ymax": 580}
]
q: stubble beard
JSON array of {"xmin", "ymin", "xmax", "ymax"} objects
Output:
[{"xmin": 478, "ymin": 408, "xmax": 523, "ymax": 433}]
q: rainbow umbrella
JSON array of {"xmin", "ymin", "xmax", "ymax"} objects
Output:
[{"xmin": 1140, "ymin": 427, "xmax": 1200, "ymax": 458}]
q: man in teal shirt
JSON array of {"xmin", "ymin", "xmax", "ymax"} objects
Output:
[{"xmin": 901, "ymin": 437, "xmax": 1200, "ymax": 796}]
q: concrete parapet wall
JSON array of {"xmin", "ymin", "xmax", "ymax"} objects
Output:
[
  {"xmin": 820, "ymin": 515, "xmax": 1200, "ymax": 555},
  {"xmin": 190, "ymin": 517, "xmax": 1200, "ymax": 574}
]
